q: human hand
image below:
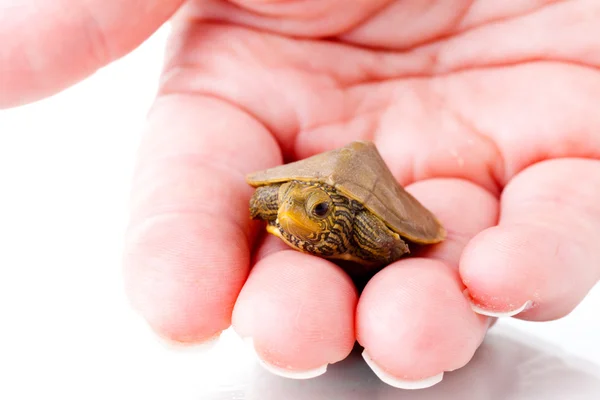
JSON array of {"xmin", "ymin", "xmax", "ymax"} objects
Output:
[{"xmin": 3, "ymin": 0, "xmax": 599, "ymax": 390}]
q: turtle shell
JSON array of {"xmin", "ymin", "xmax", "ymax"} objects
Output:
[{"xmin": 246, "ymin": 141, "xmax": 445, "ymax": 244}]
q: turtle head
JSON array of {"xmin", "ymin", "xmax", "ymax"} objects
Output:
[{"xmin": 276, "ymin": 181, "xmax": 335, "ymax": 244}]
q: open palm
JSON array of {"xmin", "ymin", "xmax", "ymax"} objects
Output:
[{"xmin": 3, "ymin": 0, "xmax": 600, "ymax": 389}]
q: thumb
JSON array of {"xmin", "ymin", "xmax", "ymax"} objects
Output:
[{"xmin": 0, "ymin": 0, "xmax": 185, "ymax": 108}]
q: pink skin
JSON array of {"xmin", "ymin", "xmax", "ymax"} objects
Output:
[{"xmin": 3, "ymin": 0, "xmax": 600, "ymax": 381}]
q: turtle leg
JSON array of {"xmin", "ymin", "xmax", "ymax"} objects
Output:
[
  {"xmin": 351, "ymin": 209, "xmax": 410, "ymax": 264},
  {"xmin": 249, "ymin": 184, "xmax": 281, "ymax": 222}
]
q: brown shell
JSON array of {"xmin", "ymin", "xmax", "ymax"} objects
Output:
[{"xmin": 246, "ymin": 141, "xmax": 445, "ymax": 244}]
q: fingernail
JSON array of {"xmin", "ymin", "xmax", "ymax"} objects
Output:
[
  {"xmin": 158, "ymin": 332, "xmax": 221, "ymax": 353},
  {"xmin": 258, "ymin": 358, "xmax": 328, "ymax": 379},
  {"xmin": 464, "ymin": 289, "xmax": 533, "ymax": 317},
  {"xmin": 470, "ymin": 300, "xmax": 532, "ymax": 317},
  {"xmin": 362, "ymin": 350, "xmax": 444, "ymax": 390},
  {"xmin": 242, "ymin": 336, "xmax": 328, "ymax": 380}
]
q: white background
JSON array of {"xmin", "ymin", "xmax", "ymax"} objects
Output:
[{"xmin": 1, "ymin": 25, "xmax": 599, "ymax": 399}]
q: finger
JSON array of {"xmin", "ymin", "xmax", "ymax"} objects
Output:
[
  {"xmin": 0, "ymin": 0, "xmax": 184, "ymax": 108},
  {"xmin": 232, "ymin": 248, "xmax": 357, "ymax": 379},
  {"xmin": 357, "ymin": 179, "xmax": 497, "ymax": 389},
  {"xmin": 123, "ymin": 93, "xmax": 281, "ymax": 343},
  {"xmin": 460, "ymin": 158, "xmax": 600, "ymax": 320},
  {"xmin": 408, "ymin": 179, "xmax": 500, "ymax": 267}
]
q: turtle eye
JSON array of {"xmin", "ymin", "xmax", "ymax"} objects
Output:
[
  {"xmin": 312, "ymin": 201, "xmax": 330, "ymax": 218},
  {"xmin": 306, "ymin": 188, "xmax": 332, "ymax": 219}
]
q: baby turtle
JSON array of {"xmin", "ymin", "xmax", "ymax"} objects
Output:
[{"xmin": 246, "ymin": 141, "xmax": 445, "ymax": 267}]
